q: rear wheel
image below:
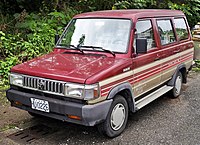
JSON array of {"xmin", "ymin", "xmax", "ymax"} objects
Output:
[
  {"xmin": 97, "ymin": 95, "xmax": 128, "ymax": 138},
  {"xmin": 169, "ymin": 72, "xmax": 183, "ymax": 98}
]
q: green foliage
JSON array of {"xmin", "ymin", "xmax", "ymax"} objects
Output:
[
  {"xmin": 112, "ymin": 0, "xmax": 200, "ymax": 28},
  {"xmin": 1, "ymin": 0, "xmax": 199, "ymax": 28},
  {"xmin": 0, "ymin": 9, "xmax": 79, "ymax": 84},
  {"xmin": 76, "ymin": 0, "xmax": 115, "ymax": 12},
  {"xmin": 168, "ymin": 0, "xmax": 200, "ymax": 28},
  {"xmin": 193, "ymin": 60, "xmax": 200, "ymax": 72},
  {"xmin": 114, "ymin": 0, "xmax": 155, "ymax": 9},
  {"xmin": 0, "ymin": 124, "xmax": 16, "ymax": 132},
  {"xmin": 0, "ymin": 0, "xmax": 200, "ymax": 85},
  {"xmin": 113, "ymin": 1, "xmax": 131, "ymax": 9},
  {"xmin": 0, "ymin": 56, "xmax": 19, "ymax": 81},
  {"xmin": 113, "ymin": 0, "xmax": 156, "ymax": 10}
]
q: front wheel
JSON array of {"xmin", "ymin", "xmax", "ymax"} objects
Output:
[
  {"xmin": 169, "ymin": 72, "xmax": 183, "ymax": 98},
  {"xmin": 97, "ymin": 95, "xmax": 128, "ymax": 138}
]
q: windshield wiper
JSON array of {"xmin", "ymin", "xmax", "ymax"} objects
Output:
[
  {"xmin": 57, "ymin": 44, "xmax": 84, "ymax": 54},
  {"xmin": 69, "ymin": 44, "xmax": 84, "ymax": 54},
  {"xmin": 80, "ymin": 45, "xmax": 115, "ymax": 57}
]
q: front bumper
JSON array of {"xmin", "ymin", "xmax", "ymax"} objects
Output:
[{"xmin": 6, "ymin": 89, "xmax": 112, "ymax": 126}]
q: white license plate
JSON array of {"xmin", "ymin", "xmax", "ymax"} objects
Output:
[{"xmin": 30, "ymin": 98, "xmax": 50, "ymax": 112}]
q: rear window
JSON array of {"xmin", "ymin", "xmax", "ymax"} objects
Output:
[
  {"xmin": 157, "ymin": 19, "xmax": 176, "ymax": 45},
  {"xmin": 174, "ymin": 18, "xmax": 189, "ymax": 41}
]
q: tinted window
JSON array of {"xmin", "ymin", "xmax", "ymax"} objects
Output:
[
  {"xmin": 134, "ymin": 20, "xmax": 156, "ymax": 50},
  {"xmin": 157, "ymin": 19, "xmax": 176, "ymax": 45},
  {"xmin": 174, "ymin": 18, "xmax": 189, "ymax": 41}
]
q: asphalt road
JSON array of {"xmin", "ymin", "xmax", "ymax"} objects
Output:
[{"xmin": 1, "ymin": 71, "xmax": 200, "ymax": 145}]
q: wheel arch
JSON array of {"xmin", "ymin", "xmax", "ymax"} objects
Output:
[
  {"xmin": 168, "ymin": 64, "xmax": 187, "ymax": 86},
  {"xmin": 107, "ymin": 82, "xmax": 136, "ymax": 112}
]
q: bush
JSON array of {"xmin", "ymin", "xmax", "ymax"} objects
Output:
[
  {"xmin": 168, "ymin": 0, "xmax": 200, "ymax": 28},
  {"xmin": 1, "ymin": 0, "xmax": 200, "ymax": 85},
  {"xmin": 0, "ymin": 9, "xmax": 79, "ymax": 84},
  {"xmin": 193, "ymin": 60, "xmax": 200, "ymax": 72},
  {"xmin": 112, "ymin": 0, "xmax": 200, "ymax": 28}
]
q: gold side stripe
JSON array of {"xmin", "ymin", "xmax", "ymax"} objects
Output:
[
  {"xmin": 134, "ymin": 59, "xmax": 193, "ymax": 98},
  {"xmin": 134, "ymin": 48, "xmax": 194, "ymax": 74},
  {"xmin": 134, "ymin": 78, "xmax": 172, "ymax": 99},
  {"xmin": 99, "ymin": 70, "xmax": 133, "ymax": 86},
  {"xmin": 99, "ymin": 48, "xmax": 194, "ymax": 87},
  {"xmin": 101, "ymin": 78, "xmax": 133, "ymax": 91},
  {"xmin": 133, "ymin": 74, "xmax": 161, "ymax": 90}
]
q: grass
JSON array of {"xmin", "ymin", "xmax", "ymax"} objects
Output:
[
  {"xmin": 0, "ymin": 79, "xmax": 17, "ymax": 132},
  {"xmin": 0, "ymin": 124, "xmax": 16, "ymax": 132},
  {"xmin": 192, "ymin": 60, "xmax": 200, "ymax": 72},
  {"xmin": 0, "ymin": 79, "xmax": 9, "ymax": 106}
]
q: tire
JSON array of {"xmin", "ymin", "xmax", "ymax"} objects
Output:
[
  {"xmin": 97, "ymin": 95, "xmax": 128, "ymax": 138},
  {"xmin": 169, "ymin": 72, "xmax": 183, "ymax": 98}
]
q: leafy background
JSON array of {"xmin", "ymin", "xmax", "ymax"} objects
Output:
[{"xmin": 0, "ymin": 0, "xmax": 200, "ymax": 85}]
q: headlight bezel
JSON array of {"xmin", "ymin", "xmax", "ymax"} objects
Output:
[
  {"xmin": 64, "ymin": 83, "xmax": 100, "ymax": 100},
  {"xmin": 9, "ymin": 73, "xmax": 23, "ymax": 87},
  {"xmin": 64, "ymin": 83, "xmax": 84, "ymax": 99}
]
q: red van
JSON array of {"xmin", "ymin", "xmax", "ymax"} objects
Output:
[{"xmin": 7, "ymin": 9, "xmax": 194, "ymax": 137}]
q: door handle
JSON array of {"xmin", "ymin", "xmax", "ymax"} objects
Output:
[
  {"xmin": 154, "ymin": 57, "xmax": 160, "ymax": 61},
  {"xmin": 154, "ymin": 54, "xmax": 160, "ymax": 61}
]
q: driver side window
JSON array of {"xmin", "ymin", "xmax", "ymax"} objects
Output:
[{"xmin": 134, "ymin": 20, "xmax": 156, "ymax": 51}]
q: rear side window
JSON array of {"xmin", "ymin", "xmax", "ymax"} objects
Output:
[
  {"xmin": 174, "ymin": 18, "xmax": 189, "ymax": 41},
  {"xmin": 134, "ymin": 20, "xmax": 156, "ymax": 50},
  {"xmin": 157, "ymin": 19, "xmax": 176, "ymax": 45}
]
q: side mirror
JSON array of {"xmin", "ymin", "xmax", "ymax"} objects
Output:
[
  {"xmin": 55, "ymin": 34, "xmax": 60, "ymax": 45},
  {"xmin": 136, "ymin": 38, "xmax": 147, "ymax": 54}
]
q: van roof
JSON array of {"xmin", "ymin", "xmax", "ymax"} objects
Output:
[{"xmin": 74, "ymin": 9, "xmax": 184, "ymax": 19}]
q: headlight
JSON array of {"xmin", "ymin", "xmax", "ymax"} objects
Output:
[
  {"xmin": 65, "ymin": 84, "xmax": 84, "ymax": 98},
  {"xmin": 64, "ymin": 83, "xmax": 99, "ymax": 100},
  {"xmin": 9, "ymin": 73, "xmax": 23, "ymax": 86}
]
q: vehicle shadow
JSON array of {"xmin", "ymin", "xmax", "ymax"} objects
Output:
[{"xmin": 15, "ymin": 85, "xmax": 188, "ymax": 145}]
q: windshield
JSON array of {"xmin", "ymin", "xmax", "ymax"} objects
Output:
[{"xmin": 57, "ymin": 18, "xmax": 131, "ymax": 53}]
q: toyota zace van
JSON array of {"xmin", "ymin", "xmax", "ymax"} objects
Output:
[{"xmin": 7, "ymin": 9, "xmax": 194, "ymax": 137}]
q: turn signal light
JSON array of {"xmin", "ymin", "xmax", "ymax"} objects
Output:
[
  {"xmin": 67, "ymin": 115, "xmax": 81, "ymax": 120},
  {"xmin": 14, "ymin": 101, "xmax": 22, "ymax": 106},
  {"xmin": 94, "ymin": 89, "xmax": 99, "ymax": 98}
]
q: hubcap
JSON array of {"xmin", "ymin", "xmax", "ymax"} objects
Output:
[
  {"xmin": 175, "ymin": 75, "xmax": 182, "ymax": 94},
  {"xmin": 110, "ymin": 103, "xmax": 126, "ymax": 131}
]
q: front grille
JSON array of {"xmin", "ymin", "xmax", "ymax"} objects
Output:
[{"xmin": 23, "ymin": 76, "xmax": 65, "ymax": 95}]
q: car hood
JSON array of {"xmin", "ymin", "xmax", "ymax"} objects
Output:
[{"xmin": 11, "ymin": 51, "xmax": 131, "ymax": 84}]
